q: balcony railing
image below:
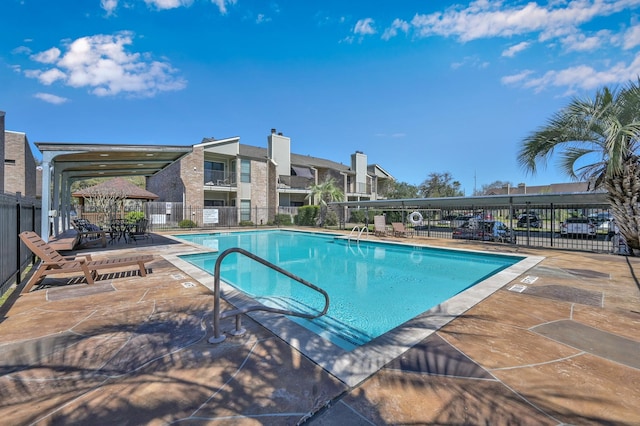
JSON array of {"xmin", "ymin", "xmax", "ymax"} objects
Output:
[
  {"xmin": 204, "ymin": 170, "xmax": 236, "ymax": 186},
  {"xmin": 347, "ymin": 182, "xmax": 371, "ymax": 194},
  {"xmin": 278, "ymin": 175, "xmax": 314, "ymax": 190}
]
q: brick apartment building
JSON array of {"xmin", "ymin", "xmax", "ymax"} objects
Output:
[
  {"xmin": 1, "ymin": 111, "xmax": 39, "ymax": 197},
  {"xmin": 147, "ymin": 128, "xmax": 394, "ymax": 225}
]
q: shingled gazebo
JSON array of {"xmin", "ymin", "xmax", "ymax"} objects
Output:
[{"xmin": 72, "ymin": 177, "xmax": 159, "ymax": 225}]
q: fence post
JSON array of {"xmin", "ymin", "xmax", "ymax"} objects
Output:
[
  {"xmin": 16, "ymin": 195, "xmax": 22, "ymax": 285},
  {"xmin": 550, "ymin": 203, "xmax": 555, "ymax": 247}
]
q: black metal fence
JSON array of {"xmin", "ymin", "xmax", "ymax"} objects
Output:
[
  {"xmin": 343, "ymin": 201, "xmax": 617, "ymax": 254},
  {"xmin": 0, "ymin": 193, "xmax": 41, "ymax": 297},
  {"xmin": 74, "ymin": 199, "xmax": 620, "ymax": 254}
]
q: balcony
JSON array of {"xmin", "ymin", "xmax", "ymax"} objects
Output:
[
  {"xmin": 278, "ymin": 175, "xmax": 314, "ymax": 190},
  {"xmin": 346, "ymin": 182, "xmax": 371, "ymax": 195},
  {"xmin": 204, "ymin": 170, "xmax": 236, "ymax": 187}
]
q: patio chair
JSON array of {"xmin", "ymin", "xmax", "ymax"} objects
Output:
[
  {"xmin": 374, "ymin": 215, "xmax": 389, "ymax": 237},
  {"xmin": 19, "ymin": 231, "xmax": 154, "ymax": 293},
  {"xmin": 128, "ymin": 218, "xmax": 152, "ymax": 243},
  {"xmin": 392, "ymin": 222, "xmax": 414, "ymax": 238},
  {"xmin": 71, "ymin": 218, "xmax": 107, "ymax": 248}
]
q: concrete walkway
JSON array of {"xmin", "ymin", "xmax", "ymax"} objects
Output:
[{"xmin": 1, "ymin": 231, "xmax": 638, "ymax": 425}]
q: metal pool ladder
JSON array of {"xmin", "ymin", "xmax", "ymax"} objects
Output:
[
  {"xmin": 209, "ymin": 247, "xmax": 330, "ymax": 344},
  {"xmin": 348, "ymin": 225, "xmax": 369, "ymax": 242}
]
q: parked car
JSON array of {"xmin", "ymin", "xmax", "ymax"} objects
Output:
[
  {"xmin": 588, "ymin": 212, "xmax": 613, "ymax": 226},
  {"xmin": 516, "ymin": 213, "xmax": 541, "ymax": 228},
  {"xmin": 450, "ymin": 215, "xmax": 474, "ymax": 228},
  {"xmin": 560, "ymin": 217, "xmax": 597, "ymax": 238},
  {"xmin": 452, "ymin": 220, "xmax": 516, "ymax": 243}
]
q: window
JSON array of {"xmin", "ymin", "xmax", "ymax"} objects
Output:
[
  {"xmin": 240, "ymin": 200, "xmax": 251, "ymax": 222},
  {"xmin": 204, "ymin": 161, "xmax": 224, "ymax": 184},
  {"xmin": 241, "ymin": 159, "xmax": 251, "ymax": 183},
  {"xmin": 204, "ymin": 200, "xmax": 225, "ymax": 207},
  {"xmin": 4, "ymin": 159, "xmax": 15, "ymax": 165}
]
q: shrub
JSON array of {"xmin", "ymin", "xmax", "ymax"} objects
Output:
[
  {"xmin": 178, "ymin": 219, "xmax": 197, "ymax": 228},
  {"xmin": 296, "ymin": 205, "xmax": 319, "ymax": 226},
  {"xmin": 125, "ymin": 211, "xmax": 145, "ymax": 223},
  {"xmin": 274, "ymin": 214, "xmax": 292, "ymax": 226},
  {"xmin": 324, "ymin": 210, "xmax": 338, "ymax": 227},
  {"xmin": 350, "ymin": 210, "xmax": 367, "ymax": 223},
  {"xmin": 239, "ymin": 220, "xmax": 254, "ymax": 227}
]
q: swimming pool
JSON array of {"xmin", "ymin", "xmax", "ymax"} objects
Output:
[{"xmin": 176, "ymin": 230, "xmax": 522, "ymax": 350}]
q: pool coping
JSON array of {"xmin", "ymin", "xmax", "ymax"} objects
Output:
[{"xmin": 163, "ymin": 232, "xmax": 544, "ymax": 387}]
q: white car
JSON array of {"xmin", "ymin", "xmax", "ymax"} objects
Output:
[{"xmin": 560, "ymin": 217, "xmax": 597, "ymax": 238}]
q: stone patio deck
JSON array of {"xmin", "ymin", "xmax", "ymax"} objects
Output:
[{"xmin": 1, "ymin": 230, "xmax": 638, "ymax": 425}]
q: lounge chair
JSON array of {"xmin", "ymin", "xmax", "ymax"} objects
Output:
[
  {"xmin": 373, "ymin": 215, "xmax": 389, "ymax": 237},
  {"xmin": 392, "ymin": 222, "xmax": 414, "ymax": 238},
  {"xmin": 19, "ymin": 231, "xmax": 153, "ymax": 293}
]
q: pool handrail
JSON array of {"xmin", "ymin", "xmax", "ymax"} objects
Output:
[
  {"xmin": 209, "ymin": 247, "xmax": 330, "ymax": 344},
  {"xmin": 347, "ymin": 225, "xmax": 369, "ymax": 242}
]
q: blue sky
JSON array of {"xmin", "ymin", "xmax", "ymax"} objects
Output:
[{"xmin": 2, "ymin": 0, "xmax": 640, "ymax": 194}]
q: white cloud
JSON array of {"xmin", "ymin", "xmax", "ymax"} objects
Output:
[
  {"xmin": 102, "ymin": 0, "xmax": 234, "ymax": 13},
  {"xmin": 501, "ymin": 70, "xmax": 534, "ymax": 85},
  {"xmin": 144, "ymin": 0, "xmax": 193, "ymax": 10},
  {"xmin": 34, "ymin": 93, "xmax": 70, "ymax": 104},
  {"xmin": 410, "ymin": 0, "xmax": 640, "ymax": 42},
  {"xmin": 12, "ymin": 46, "xmax": 32, "ymax": 55},
  {"xmin": 354, "ymin": 18, "xmax": 376, "ymax": 36},
  {"xmin": 30, "ymin": 47, "xmax": 61, "ymax": 64},
  {"xmin": 256, "ymin": 13, "xmax": 271, "ymax": 24},
  {"xmin": 210, "ymin": 0, "xmax": 236, "ymax": 15},
  {"xmin": 623, "ymin": 24, "xmax": 640, "ymax": 49},
  {"xmin": 450, "ymin": 55, "xmax": 489, "ymax": 70},
  {"xmin": 561, "ymin": 31, "xmax": 610, "ymax": 52},
  {"xmin": 24, "ymin": 32, "xmax": 186, "ymax": 97},
  {"xmin": 382, "ymin": 19, "xmax": 410, "ymax": 41},
  {"xmin": 101, "ymin": 0, "xmax": 118, "ymax": 16},
  {"xmin": 505, "ymin": 52, "xmax": 640, "ymax": 92},
  {"xmin": 501, "ymin": 41, "xmax": 530, "ymax": 57}
]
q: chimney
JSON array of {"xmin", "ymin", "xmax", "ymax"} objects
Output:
[{"xmin": 271, "ymin": 128, "xmax": 276, "ymax": 134}]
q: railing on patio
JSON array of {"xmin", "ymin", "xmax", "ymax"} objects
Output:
[
  {"xmin": 208, "ymin": 247, "xmax": 330, "ymax": 343},
  {"xmin": 278, "ymin": 175, "xmax": 314, "ymax": 190},
  {"xmin": 204, "ymin": 170, "xmax": 236, "ymax": 186}
]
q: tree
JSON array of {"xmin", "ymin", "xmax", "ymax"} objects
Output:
[
  {"xmin": 419, "ymin": 172, "xmax": 463, "ymax": 198},
  {"xmin": 81, "ymin": 186, "xmax": 128, "ymax": 226},
  {"xmin": 386, "ymin": 181, "xmax": 419, "ymax": 199},
  {"xmin": 306, "ymin": 177, "xmax": 344, "ymax": 227},
  {"xmin": 474, "ymin": 180, "xmax": 514, "ymax": 196},
  {"xmin": 518, "ymin": 80, "xmax": 640, "ymax": 253}
]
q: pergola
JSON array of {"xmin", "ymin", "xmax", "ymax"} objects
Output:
[{"xmin": 36, "ymin": 142, "xmax": 191, "ymax": 241}]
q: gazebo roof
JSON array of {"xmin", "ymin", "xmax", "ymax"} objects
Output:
[{"xmin": 72, "ymin": 177, "xmax": 159, "ymax": 200}]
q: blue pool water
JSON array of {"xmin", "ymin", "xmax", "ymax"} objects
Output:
[{"xmin": 177, "ymin": 230, "xmax": 521, "ymax": 350}]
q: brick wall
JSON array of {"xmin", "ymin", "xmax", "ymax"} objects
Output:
[
  {"xmin": 4, "ymin": 131, "xmax": 37, "ymax": 196},
  {"xmin": 0, "ymin": 111, "xmax": 4, "ymax": 192}
]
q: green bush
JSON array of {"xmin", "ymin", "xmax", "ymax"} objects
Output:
[
  {"xmin": 178, "ymin": 219, "xmax": 197, "ymax": 228},
  {"xmin": 296, "ymin": 205, "xmax": 319, "ymax": 226},
  {"xmin": 274, "ymin": 214, "xmax": 292, "ymax": 226},
  {"xmin": 324, "ymin": 210, "xmax": 338, "ymax": 227},
  {"xmin": 125, "ymin": 211, "xmax": 145, "ymax": 223},
  {"xmin": 349, "ymin": 210, "xmax": 367, "ymax": 223},
  {"xmin": 239, "ymin": 220, "xmax": 254, "ymax": 226}
]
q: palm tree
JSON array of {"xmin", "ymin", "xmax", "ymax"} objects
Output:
[
  {"xmin": 518, "ymin": 79, "xmax": 640, "ymax": 253},
  {"xmin": 306, "ymin": 177, "xmax": 345, "ymax": 227}
]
